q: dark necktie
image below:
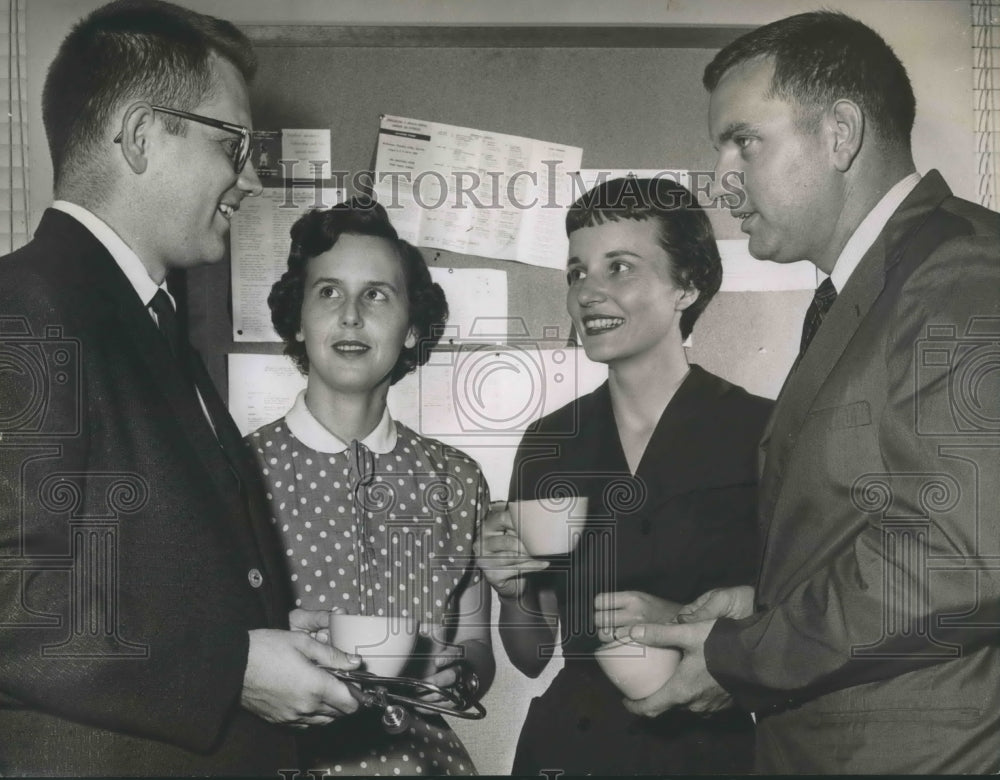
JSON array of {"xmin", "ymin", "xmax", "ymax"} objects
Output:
[
  {"xmin": 149, "ymin": 291, "xmax": 242, "ymax": 488},
  {"xmin": 148, "ymin": 288, "xmax": 181, "ymax": 359},
  {"xmin": 799, "ymin": 277, "xmax": 838, "ymax": 359}
]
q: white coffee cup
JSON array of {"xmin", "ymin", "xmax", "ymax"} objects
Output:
[
  {"xmin": 511, "ymin": 495, "xmax": 589, "ymax": 557},
  {"xmin": 329, "ymin": 613, "xmax": 418, "ymax": 678},
  {"xmin": 594, "ymin": 639, "xmax": 681, "ymax": 700}
]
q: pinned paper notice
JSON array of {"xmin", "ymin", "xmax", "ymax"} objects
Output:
[
  {"xmin": 280, "ymin": 129, "xmax": 332, "ymax": 179},
  {"xmin": 429, "ymin": 267, "xmax": 508, "ymax": 341},
  {"xmin": 231, "ymin": 184, "xmax": 346, "ymax": 341},
  {"xmin": 373, "ymin": 114, "xmax": 582, "ymax": 270}
]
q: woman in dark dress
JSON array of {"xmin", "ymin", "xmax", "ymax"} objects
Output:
[{"xmin": 476, "ymin": 178, "xmax": 772, "ymax": 775}]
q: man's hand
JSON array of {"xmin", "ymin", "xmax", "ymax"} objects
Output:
[
  {"xmin": 289, "ymin": 606, "xmax": 342, "ymax": 645},
  {"xmin": 620, "ymin": 620, "xmax": 733, "ymax": 718},
  {"xmin": 241, "ymin": 628, "xmax": 362, "ymax": 728},
  {"xmin": 593, "ymin": 591, "xmax": 682, "ymax": 643},
  {"xmin": 676, "ymin": 585, "xmax": 755, "ymax": 623}
]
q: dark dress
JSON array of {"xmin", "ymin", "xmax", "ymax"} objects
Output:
[{"xmin": 508, "ymin": 365, "xmax": 772, "ymax": 776}]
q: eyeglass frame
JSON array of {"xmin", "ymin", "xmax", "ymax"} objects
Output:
[{"xmin": 113, "ymin": 105, "xmax": 251, "ymax": 174}]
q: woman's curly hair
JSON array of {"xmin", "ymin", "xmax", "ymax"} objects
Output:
[{"xmin": 268, "ymin": 196, "xmax": 448, "ymax": 385}]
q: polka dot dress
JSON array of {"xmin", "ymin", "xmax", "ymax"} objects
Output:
[{"xmin": 249, "ymin": 410, "xmax": 487, "ymax": 775}]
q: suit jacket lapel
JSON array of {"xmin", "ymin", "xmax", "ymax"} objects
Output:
[
  {"xmin": 92, "ymin": 246, "xmax": 235, "ymax": 495},
  {"xmin": 758, "ymin": 172, "xmax": 954, "ymax": 539},
  {"xmin": 188, "ymin": 349, "xmax": 292, "ymax": 619},
  {"xmin": 758, "ymin": 240, "xmax": 885, "ymax": 523},
  {"xmin": 36, "ymin": 210, "xmax": 286, "ymax": 617}
]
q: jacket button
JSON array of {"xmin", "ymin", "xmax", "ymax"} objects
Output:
[{"xmin": 248, "ymin": 568, "xmax": 264, "ymax": 588}]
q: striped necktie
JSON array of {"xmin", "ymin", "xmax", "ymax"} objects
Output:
[
  {"xmin": 798, "ymin": 277, "xmax": 838, "ymax": 359},
  {"xmin": 149, "ymin": 288, "xmax": 181, "ymax": 359}
]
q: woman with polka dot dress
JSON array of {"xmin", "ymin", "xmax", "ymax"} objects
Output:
[{"xmin": 247, "ymin": 198, "xmax": 494, "ymax": 776}]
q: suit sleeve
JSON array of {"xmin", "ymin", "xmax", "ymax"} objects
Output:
[
  {"xmin": 705, "ymin": 231, "xmax": 1000, "ymax": 713},
  {"xmin": 0, "ymin": 266, "xmax": 252, "ymax": 753}
]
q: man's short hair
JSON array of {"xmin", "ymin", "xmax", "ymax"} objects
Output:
[
  {"xmin": 703, "ymin": 11, "xmax": 915, "ymax": 147},
  {"xmin": 43, "ymin": 0, "xmax": 257, "ymax": 187},
  {"xmin": 565, "ymin": 177, "xmax": 722, "ymax": 340}
]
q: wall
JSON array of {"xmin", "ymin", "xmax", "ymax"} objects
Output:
[
  {"xmin": 26, "ymin": 0, "xmax": 978, "ymax": 226},
  {"xmin": 21, "ymin": 1, "xmax": 979, "ymax": 775}
]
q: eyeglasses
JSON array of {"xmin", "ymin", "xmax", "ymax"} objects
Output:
[{"xmin": 113, "ymin": 105, "xmax": 251, "ymax": 174}]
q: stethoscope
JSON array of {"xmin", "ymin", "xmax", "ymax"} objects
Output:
[{"xmin": 327, "ymin": 665, "xmax": 486, "ymax": 734}]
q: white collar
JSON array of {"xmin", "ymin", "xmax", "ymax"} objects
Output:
[
  {"xmin": 828, "ymin": 172, "xmax": 922, "ymax": 292},
  {"xmin": 51, "ymin": 200, "xmax": 174, "ymax": 309},
  {"xmin": 284, "ymin": 390, "xmax": 397, "ymax": 454}
]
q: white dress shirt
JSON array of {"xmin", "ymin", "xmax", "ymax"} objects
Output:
[
  {"xmin": 827, "ymin": 172, "xmax": 922, "ymax": 292},
  {"xmin": 51, "ymin": 200, "xmax": 175, "ymax": 313}
]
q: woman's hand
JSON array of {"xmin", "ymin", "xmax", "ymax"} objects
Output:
[
  {"xmin": 414, "ymin": 642, "xmax": 468, "ymax": 709},
  {"xmin": 473, "ymin": 501, "xmax": 548, "ymax": 600},
  {"xmin": 675, "ymin": 586, "xmax": 755, "ymax": 623},
  {"xmin": 594, "ymin": 591, "xmax": 683, "ymax": 643}
]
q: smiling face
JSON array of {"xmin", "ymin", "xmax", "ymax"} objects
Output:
[
  {"xmin": 566, "ymin": 218, "xmax": 695, "ymax": 370},
  {"xmin": 296, "ymin": 233, "xmax": 416, "ymax": 402},
  {"xmin": 141, "ymin": 54, "xmax": 262, "ymax": 278},
  {"xmin": 709, "ymin": 57, "xmax": 841, "ymax": 266}
]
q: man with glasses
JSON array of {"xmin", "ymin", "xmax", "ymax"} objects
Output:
[{"xmin": 0, "ymin": 0, "xmax": 362, "ymax": 774}]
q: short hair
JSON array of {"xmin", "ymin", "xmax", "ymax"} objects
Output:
[
  {"xmin": 269, "ymin": 197, "xmax": 449, "ymax": 385},
  {"xmin": 703, "ymin": 11, "xmax": 914, "ymax": 147},
  {"xmin": 43, "ymin": 0, "xmax": 257, "ymax": 188},
  {"xmin": 565, "ymin": 177, "xmax": 722, "ymax": 340}
]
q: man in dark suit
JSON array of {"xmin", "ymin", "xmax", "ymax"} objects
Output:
[
  {"xmin": 0, "ymin": 1, "xmax": 361, "ymax": 774},
  {"xmin": 619, "ymin": 11, "xmax": 1000, "ymax": 773}
]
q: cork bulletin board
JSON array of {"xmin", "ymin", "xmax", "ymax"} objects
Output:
[{"xmin": 186, "ymin": 24, "xmax": 811, "ymax": 405}]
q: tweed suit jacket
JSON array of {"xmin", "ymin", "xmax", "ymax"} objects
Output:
[
  {"xmin": 704, "ymin": 171, "xmax": 1000, "ymax": 773},
  {"xmin": 0, "ymin": 209, "xmax": 297, "ymax": 775}
]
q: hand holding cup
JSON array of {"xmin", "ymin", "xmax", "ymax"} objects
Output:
[
  {"xmin": 592, "ymin": 590, "xmax": 683, "ymax": 700},
  {"xmin": 474, "ymin": 501, "xmax": 550, "ymax": 600},
  {"xmin": 594, "ymin": 639, "xmax": 682, "ymax": 700},
  {"xmin": 510, "ymin": 494, "xmax": 589, "ymax": 557},
  {"xmin": 328, "ymin": 613, "xmax": 418, "ymax": 678}
]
